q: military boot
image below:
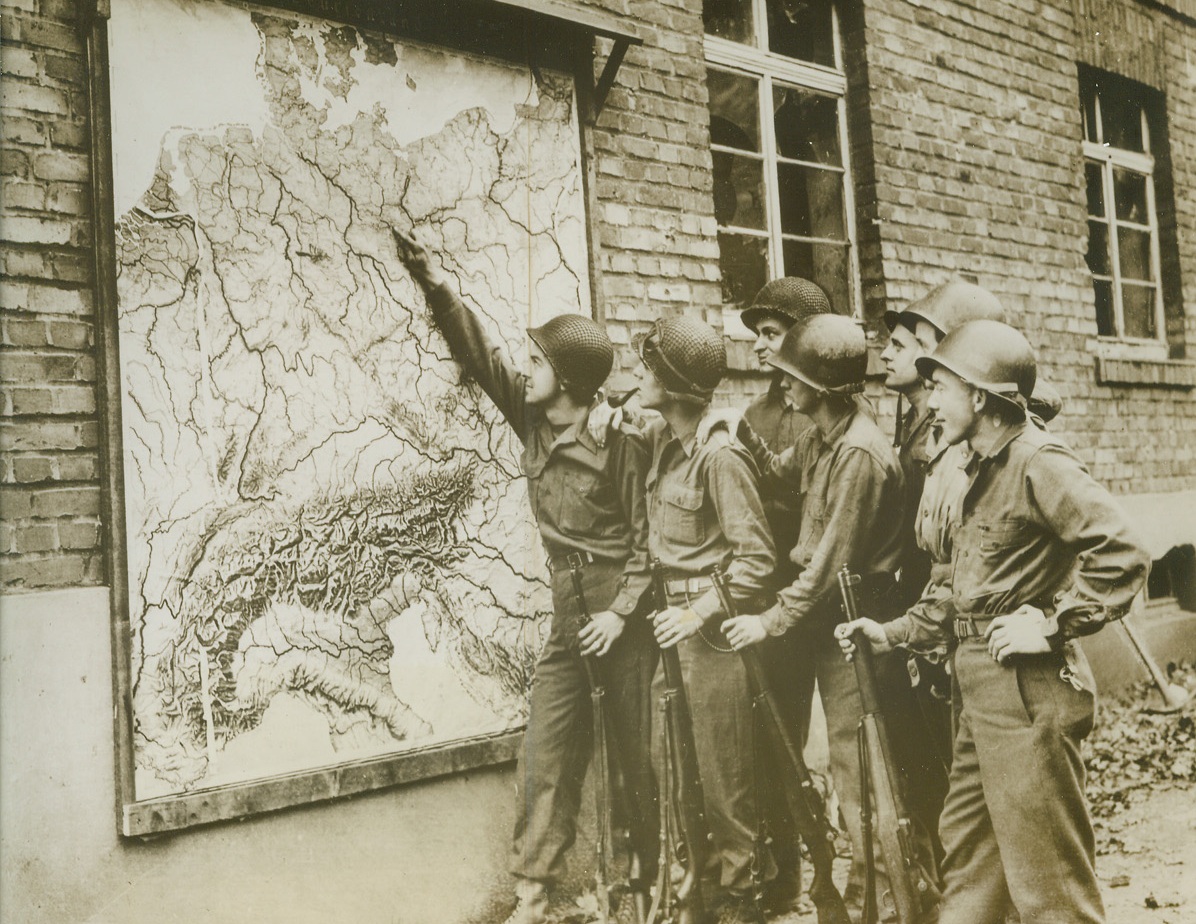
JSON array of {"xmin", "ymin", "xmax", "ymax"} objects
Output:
[{"xmin": 503, "ymin": 879, "xmax": 549, "ymax": 924}]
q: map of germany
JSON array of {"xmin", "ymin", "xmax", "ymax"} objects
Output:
[{"xmin": 110, "ymin": 0, "xmax": 584, "ymax": 797}]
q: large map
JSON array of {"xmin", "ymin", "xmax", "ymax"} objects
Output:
[{"xmin": 109, "ymin": 0, "xmax": 585, "ymax": 799}]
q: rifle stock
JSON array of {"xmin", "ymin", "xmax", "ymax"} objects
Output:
[
  {"xmin": 647, "ymin": 558, "xmax": 707, "ymax": 924},
  {"xmin": 837, "ymin": 565, "xmax": 939, "ymax": 924},
  {"xmin": 709, "ymin": 566, "xmax": 851, "ymax": 924}
]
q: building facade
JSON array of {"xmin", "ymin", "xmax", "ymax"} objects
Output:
[{"xmin": 2, "ymin": 0, "xmax": 1194, "ymax": 921}]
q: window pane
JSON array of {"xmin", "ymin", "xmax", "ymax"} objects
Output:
[
  {"xmin": 767, "ymin": 0, "xmax": 835, "ymax": 67},
  {"xmin": 1081, "ymin": 83, "xmax": 1098, "ymax": 142},
  {"xmin": 718, "ymin": 232, "xmax": 769, "ymax": 306},
  {"xmin": 708, "ymin": 70, "xmax": 761, "ymax": 152},
  {"xmin": 1101, "ymin": 88, "xmax": 1145, "ymax": 153},
  {"xmin": 782, "ymin": 239, "xmax": 851, "ymax": 314},
  {"xmin": 1117, "ymin": 227, "xmax": 1153, "ymax": 281},
  {"xmin": 774, "ymin": 86, "xmax": 841, "ymax": 165},
  {"xmin": 1086, "ymin": 220, "xmax": 1110, "ymax": 275},
  {"xmin": 712, "ymin": 151, "xmax": 767, "ymax": 229},
  {"xmin": 1093, "ymin": 279, "xmax": 1115, "ymax": 336},
  {"xmin": 704, "ymin": 0, "xmax": 755, "ymax": 43},
  {"xmin": 1122, "ymin": 284, "xmax": 1157, "ymax": 339},
  {"xmin": 1113, "ymin": 169, "xmax": 1149, "ymax": 224},
  {"xmin": 778, "ymin": 164, "xmax": 844, "ymax": 239},
  {"xmin": 1085, "ymin": 162, "xmax": 1104, "ymax": 217}
]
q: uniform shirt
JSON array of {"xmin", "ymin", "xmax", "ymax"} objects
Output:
[
  {"xmin": 894, "ymin": 400, "xmax": 936, "ymax": 607},
  {"xmin": 427, "ymin": 283, "xmax": 651, "ymax": 617},
  {"xmin": 927, "ymin": 418, "xmax": 1147, "ymax": 641},
  {"xmin": 884, "ymin": 434, "xmax": 966, "ymax": 656},
  {"xmin": 644, "ymin": 415, "xmax": 775, "ymax": 621},
  {"xmin": 740, "ymin": 405, "xmax": 905, "ymax": 636},
  {"xmin": 743, "ymin": 383, "xmax": 813, "ymax": 574}
]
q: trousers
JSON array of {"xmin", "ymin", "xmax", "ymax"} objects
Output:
[
  {"xmin": 511, "ymin": 559, "xmax": 659, "ymax": 887},
  {"xmin": 651, "ymin": 601, "xmax": 774, "ymax": 893},
  {"xmin": 937, "ymin": 638, "xmax": 1102, "ymax": 924}
]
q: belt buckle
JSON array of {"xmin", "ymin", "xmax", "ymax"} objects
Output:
[{"xmin": 565, "ymin": 551, "xmax": 586, "ymax": 572}]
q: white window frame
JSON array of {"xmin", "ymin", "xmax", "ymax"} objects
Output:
[
  {"xmin": 1083, "ymin": 90, "xmax": 1167, "ymax": 351},
  {"xmin": 705, "ymin": 0, "xmax": 861, "ymax": 334}
]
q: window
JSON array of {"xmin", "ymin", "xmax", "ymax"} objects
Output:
[
  {"xmin": 704, "ymin": 0, "xmax": 858, "ymax": 323},
  {"xmin": 1081, "ymin": 73, "xmax": 1166, "ymax": 347}
]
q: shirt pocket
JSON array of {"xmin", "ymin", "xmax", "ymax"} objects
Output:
[
  {"xmin": 953, "ymin": 517, "xmax": 1031, "ymax": 606},
  {"xmin": 661, "ymin": 483, "xmax": 705, "ymax": 547},
  {"xmin": 557, "ymin": 469, "xmax": 613, "ymax": 537}
]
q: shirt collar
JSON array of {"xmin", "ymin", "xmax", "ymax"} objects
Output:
[
  {"xmin": 816, "ymin": 405, "xmax": 856, "ymax": 449},
  {"xmin": 549, "ymin": 405, "xmax": 600, "ymax": 455},
  {"xmin": 967, "ymin": 417, "xmax": 1025, "ymax": 463}
]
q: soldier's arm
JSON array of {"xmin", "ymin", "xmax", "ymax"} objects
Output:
[
  {"xmin": 762, "ymin": 447, "xmax": 893, "ymax": 635},
  {"xmin": 394, "ymin": 229, "xmax": 529, "ymax": 437},
  {"xmin": 1027, "ymin": 444, "xmax": 1151, "ymax": 641},
  {"xmin": 882, "ymin": 562, "xmax": 955, "ymax": 657},
  {"xmin": 688, "ymin": 443, "xmax": 776, "ymax": 622},
  {"xmin": 606, "ymin": 425, "xmax": 653, "ymax": 619}
]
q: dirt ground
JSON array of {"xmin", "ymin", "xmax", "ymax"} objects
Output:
[{"xmin": 767, "ymin": 779, "xmax": 1195, "ymax": 923}]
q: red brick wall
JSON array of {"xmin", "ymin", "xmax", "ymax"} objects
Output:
[
  {"xmin": 1, "ymin": 0, "xmax": 103, "ymax": 589},
  {"xmin": 853, "ymin": 0, "xmax": 1196, "ymax": 495}
]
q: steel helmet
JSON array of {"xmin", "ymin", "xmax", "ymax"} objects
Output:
[
  {"xmin": 527, "ymin": 314, "xmax": 614, "ymax": 400},
  {"xmin": 915, "ymin": 319, "xmax": 1036, "ymax": 415},
  {"xmin": 884, "ymin": 278, "xmax": 1006, "ymax": 338},
  {"xmin": 1028, "ymin": 379, "xmax": 1063, "ymax": 424},
  {"xmin": 740, "ymin": 277, "xmax": 833, "ymax": 333},
  {"xmin": 636, "ymin": 315, "xmax": 726, "ymax": 400},
  {"xmin": 766, "ymin": 314, "xmax": 866, "ymax": 395}
]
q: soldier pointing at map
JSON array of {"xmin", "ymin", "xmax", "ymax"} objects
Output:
[{"xmin": 392, "ymin": 227, "xmax": 658, "ymax": 924}]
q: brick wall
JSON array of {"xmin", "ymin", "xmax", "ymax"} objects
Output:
[
  {"xmin": 587, "ymin": 0, "xmax": 725, "ymax": 381},
  {"xmin": 1, "ymin": 0, "xmax": 104, "ymax": 589},
  {"xmin": 2, "ymin": 0, "xmax": 1193, "ymax": 591},
  {"xmin": 856, "ymin": 0, "xmax": 1196, "ymax": 495}
]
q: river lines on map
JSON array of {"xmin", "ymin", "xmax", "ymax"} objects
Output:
[{"xmin": 109, "ymin": 0, "xmax": 587, "ymax": 797}]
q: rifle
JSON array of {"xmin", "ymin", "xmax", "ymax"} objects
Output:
[
  {"xmin": 837, "ymin": 565, "xmax": 940, "ymax": 924},
  {"xmin": 709, "ymin": 566, "xmax": 852, "ymax": 924},
  {"xmin": 646, "ymin": 558, "xmax": 708, "ymax": 924}
]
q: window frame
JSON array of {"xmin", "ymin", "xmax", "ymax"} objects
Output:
[
  {"xmin": 704, "ymin": 0, "xmax": 861, "ymax": 329},
  {"xmin": 1082, "ymin": 86, "xmax": 1167, "ymax": 352}
]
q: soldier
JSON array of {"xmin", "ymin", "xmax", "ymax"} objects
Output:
[
  {"xmin": 392, "ymin": 229, "xmax": 658, "ymax": 924},
  {"xmin": 839, "ymin": 320, "xmax": 1149, "ymax": 924},
  {"xmin": 635, "ymin": 315, "xmax": 777, "ymax": 924},
  {"xmin": 738, "ymin": 278, "xmax": 833, "ymax": 913},
  {"xmin": 718, "ymin": 314, "xmax": 911, "ymax": 922},
  {"xmin": 876, "ymin": 280, "xmax": 1007, "ymax": 863}
]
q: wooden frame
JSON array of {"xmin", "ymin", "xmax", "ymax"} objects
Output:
[{"xmin": 84, "ymin": 0, "xmax": 637, "ymax": 838}]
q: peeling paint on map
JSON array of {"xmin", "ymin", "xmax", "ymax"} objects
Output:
[{"xmin": 109, "ymin": 0, "xmax": 585, "ymax": 798}]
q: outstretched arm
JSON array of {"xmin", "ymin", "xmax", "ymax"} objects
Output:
[{"xmin": 392, "ymin": 228, "xmax": 530, "ymax": 438}]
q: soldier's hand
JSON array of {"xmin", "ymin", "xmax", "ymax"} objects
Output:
[
  {"xmin": 392, "ymin": 227, "xmax": 445, "ymax": 291},
  {"xmin": 586, "ymin": 396, "xmax": 624, "ymax": 448},
  {"xmin": 653, "ymin": 606, "xmax": 701, "ymax": 648},
  {"xmin": 579, "ymin": 610, "xmax": 624, "ymax": 657},
  {"xmin": 985, "ymin": 605, "xmax": 1052, "ymax": 664},
  {"xmin": 722, "ymin": 614, "xmax": 767, "ymax": 650},
  {"xmin": 695, "ymin": 406, "xmax": 742, "ymax": 446},
  {"xmin": 835, "ymin": 618, "xmax": 891, "ymax": 660}
]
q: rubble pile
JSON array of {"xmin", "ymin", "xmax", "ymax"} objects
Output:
[{"xmin": 1084, "ymin": 661, "xmax": 1196, "ymax": 821}]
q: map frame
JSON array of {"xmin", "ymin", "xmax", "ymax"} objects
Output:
[{"xmin": 85, "ymin": 0, "xmax": 628, "ymax": 837}]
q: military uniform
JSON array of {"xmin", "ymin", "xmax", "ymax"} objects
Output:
[
  {"xmin": 425, "ymin": 283, "xmax": 659, "ymax": 893},
  {"xmin": 933, "ymin": 420, "xmax": 1148, "ymax": 924},
  {"xmin": 644, "ymin": 412, "xmax": 777, "ymax": 893},
  {"xmin": 742, "ymin": 405, "xmax": 910, "ymax": 921},
  {"xmin": 910, "ymin": 321, "xmax": 1150, "ymax": 924}
]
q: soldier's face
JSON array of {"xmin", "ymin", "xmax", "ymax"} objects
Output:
[
  {"xmin": 881, "ymin": 323, "xmax": 922, "ymax": 394},
  {"xmin": 927, "ymin": 368, "xmax": 981, "ymax": 445},
  {"xmin": 525, "ymin": 342, "xmax": 561, "ymax": 406},
  {"xmin": 752, "ymin": 316, "xmax": 790, "ymax": 368},
  {"xmin": 779, "ymin": 372, "xmax": 818, "ymax": 414},
  {"xmin": 636, "ymin": 361, "xmax": 668, "ymax": 410}
]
